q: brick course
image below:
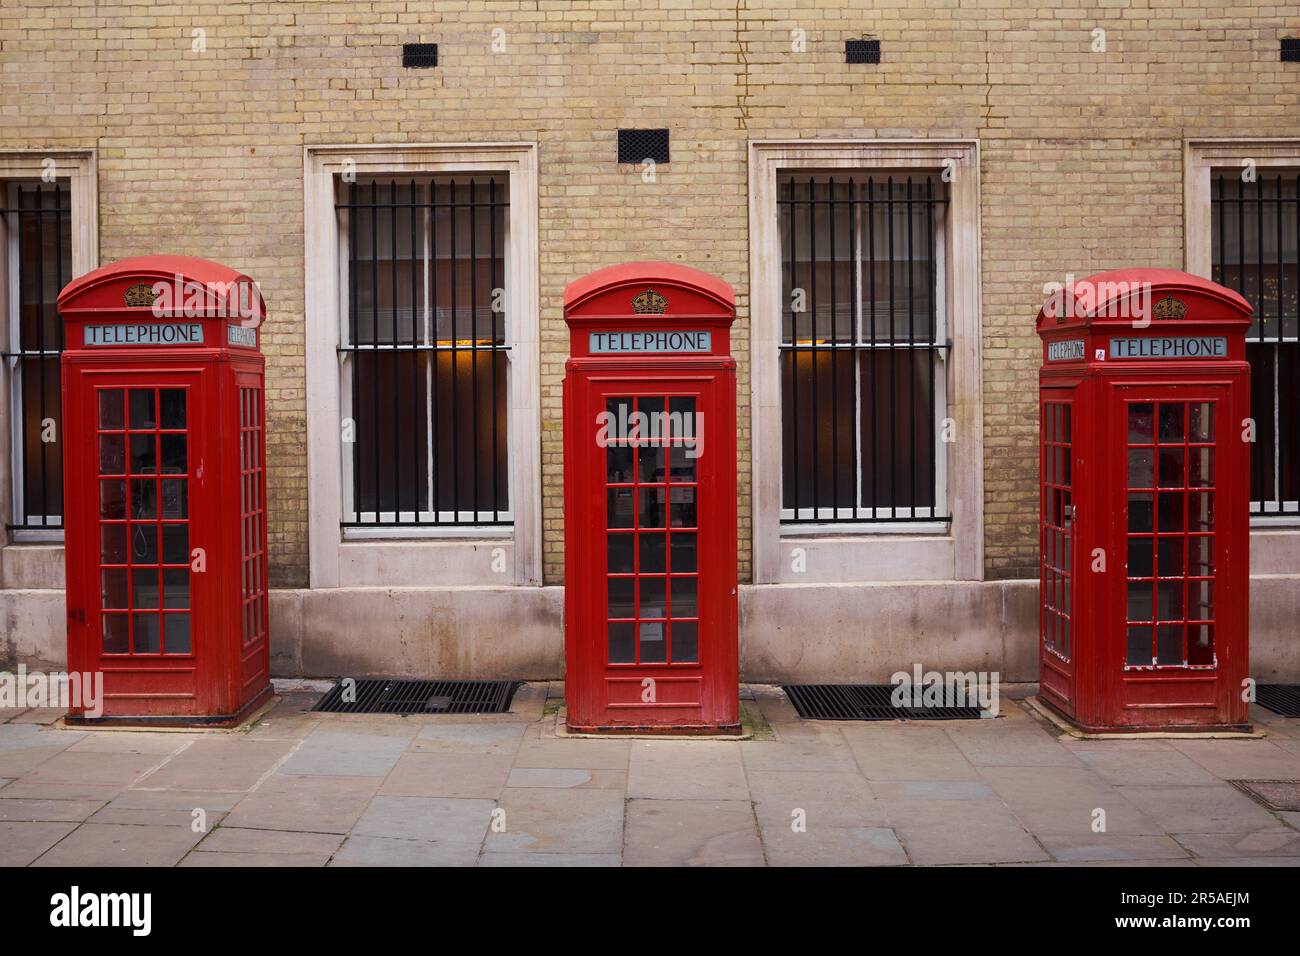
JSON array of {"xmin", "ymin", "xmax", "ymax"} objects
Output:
[{"xmin": 2, "ymin": 1, "xmax": 1297, "ymax": 585}]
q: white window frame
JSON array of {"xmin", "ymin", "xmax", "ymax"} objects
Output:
[
  {"xmin": 0, "ymin": 150, "xmax": 98, "ymax": 550},
  {"xmin": 304, "ymin": 144, "xmax": 540, "ymax": 587},
  {"xmin": 749, "ymin": 140, "xmax": 983, "ymax": 584},
  {"xmin": 1184, "ymin": 139, "xmax": 1300, "ymax": 566}
]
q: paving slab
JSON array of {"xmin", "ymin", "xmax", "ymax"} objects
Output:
[
  {"xmin": 871, "ymin": 779, "xmax": 1000, "ymax": 802},
  {"xmin": 760, "ymin": 824, "xmax": 908, "ymax": 867},
  {"xmin": 0, "ymin": 748, "xmax": 68, "ymax": 778},
  {"xmin": 505, "ymin": 767, "xmax": 627, "ymax": 790},
  {"xmin": 484, "ymin": 787, "xmax": 624, "ymax": 855},
  {"xmin": 980, "ymin": 765, "xmax": 1162, "ymax": 836},
  {"xmin": 104, "ymin": 788, "xmax": 245, "ymax": 813},
  {"xmin": 943, "ymin": 721, "xmax": 1083, "ymax": 768},
  {"xmin": 352, "ymin": 795, "xmax": 494, "ymax": 844},
  {"xmin": 32, "ymin": 822, "xmax": 205, "ymax": 867},
  {"xmin": 1171, "ymin": 828, "xmax": 1300, "ymax": 859},
  {"xmin": 410, "ymin": 722, "xmax": 527, "ymax": 755},
  {"xmin": 192, "ymin": 826, "xmax": 343, "ymax": 858},
  {"xmin": 137, "ymin": 737, "xmax": 296, "ymax": 791},
  {"xmin": 627, "ymin": 740, "xmax": 749, "ymax": 800},
  {"xmin": 1168, "ymin": 738, "xmax": 1300, "ymax": 779},
  {"xmin": 330, "ymin": 834, "xmax": 481, "ymax": 867},
  {"xmin": 0, "ymin": 781, "xmax": 123, "ymax": 802},
  {"xmin": 15, "ymin": 750, "xmax": 165, "ymax": 789},
  {"xmin": 479, "ymin": 850, "xmax": 621, "ymax": 867},
  {"xmin": 886, "ymin": 799, "xmax": 1049, "ymax": 866},
  {"xmin": 1071, "ymin": 747, "xmax": 1223, "ymax": 786},
  {"xmin": 0, "ymin": 821, "xmax": 78, "ymax": 866},
  {"xmin": 0, "ymin": 797, "xmax": 106, "ymax": 823},
  {"xmin": 222, "ymin": 774, "xmax": 380, "ymax": 833},
  {"xmin": 1192, "ymin": 856, "xmax": 1300, "ymax": 866},
  {"xmin": 841, "ymin": 724, "xmax": 981, "ymax": 781},
  {"xmin": 379, "ymin": 753, "xmax": 513, "ymax": 799},
  {"xmin": 276, "ymin": 728, "xmax": 413, "ymax": 778},
  {"xmin": 738, "ymin": 740, "xmax": 860, "ymax": 773},
  {"xmin": 513, "ymin": 732, "xmax": 631, "ymax": 770},
  {"xmin": 1033, "ymin": 832, "xmax": 1191, "ymax": 863},
  {"xmin": 65, "ymin": 731, "xmax": 192, "ymax": 756},
  {"xmin": 88, "ymin": 806, "xmax": 227, "ymax": 829},
  {"xmin": 0, "ymin": 724, "xmax": 83, "ymax": 752},
  {"xmin": 1117, "ymin": 784, "xmax": 1287, "ymax": 834},
  {"xmin": 624, "ymin": 798, "xmax": 765, "ymax": 867},
  {"xmin": 748, "ymin": 771, "xmax": 887, "ymax": 828},
  {"xmin": 180, "ymin": 850, "xmax": 330, "ymax": 867}
]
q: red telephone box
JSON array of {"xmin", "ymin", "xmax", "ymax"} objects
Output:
[
  {"xmin": 1036, "ymin": 268, "xmax": 1251, "ymax": 732},
  {"xmin": 58, "ymin": 256, "xmax": 272, "ymax": 724},
  {"xmin": 563, "ymin": 262, "xmax": 739, "ymax": 734}
]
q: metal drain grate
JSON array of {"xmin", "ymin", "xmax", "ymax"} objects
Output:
[
  {"xmin": 1229, "ymin": 779, "xmax": 1300, "ymax": 812},
  {"xmin": 782, "ymin": 684, "xmax": 985, "ymax": 721},
  {"xmin": 1255, "ymin": 684, "xmax": 1300, "ymax": 717},
  {"xmin": 311, "ymin": 679, "xmax": 519, "ymax": 715}
]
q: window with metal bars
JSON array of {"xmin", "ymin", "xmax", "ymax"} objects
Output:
[
  {"xmin": 1210, "ymin": 171, "xmax": 1299, "ymax": 517},
  {"xmin": 336, "ymin": 177, "xmax": 510, "ymax": 528},
  {"xmin": 778, "ymin": 173, "xmax": 949, "ymax": 523},
  {"xmin": 3, "ymin": 180, "xmax": 71, "ymax": 532}
]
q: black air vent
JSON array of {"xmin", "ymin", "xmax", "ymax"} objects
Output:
[
  {"xmin": 311, "ymin": 678, "xmax": 518, "ymax": 715},
  {"xmin": 1283, "ymin": 38, "xmax": 1300, "ymax": 63},
  {"xmin": 618, "ymin": 128, "xmax": 670, "ymax": 165},
  {"xmin": 846, "ymin": 38, "xmax": 881, "ymax": 64},
  {"xmin": 402, "ymin": 43, "xmax": 438, "ymax": 68}
]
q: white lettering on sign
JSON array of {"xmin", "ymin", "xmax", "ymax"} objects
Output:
[
  {"xmin": 227, "ymin": 324, "xmax": 257, "ymax": 348},
  {"xmin": 1047, "ymin": 339, "xmax": 1085, "ymax": 361},
  {"xmin": 84, "ymin": 323, "xmax": 204, "ymax": 347},
  {"xmin": 1108, "ymin": 336, "xmax": 1228, "ymax": 359},
  {"xmin": 589, "ymin": 330, "xmax": 711, "ymax": 354}
]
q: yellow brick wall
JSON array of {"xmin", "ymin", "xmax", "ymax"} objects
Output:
[{"xmin": 2, "ymin": 1, "xmax": 1297, "ymax": 585}]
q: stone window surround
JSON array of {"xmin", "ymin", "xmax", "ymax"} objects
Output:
[
  {"xmin": 748, "ymin": 140, "xmax": 985, "ymax": 585},
  {"xmin": 304, "ymin": 143, "xmax": 541, "ymax": 588},
  {"xmin": 0, "ymin": 150, "xmax": 98, "ymax": 588},
  {"xmin": 1184, "ymin": 138, "xmax": 1300, "ymax": 575}
]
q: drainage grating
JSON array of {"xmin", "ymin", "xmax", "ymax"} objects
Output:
[
  {"xmin": 1229, "ymin": 779, "xmax": 1300, "ymax": 812},
  {"xmin": 1255, "ymin": 684, "xmax": 1300, "ymax": 717},
  {"xmin": 782, "ymin": 684, "xmax": 985, "ymax": 721},
  {"xmin": 311, "ymin": 679, "xmax": 519, "ymax": 716}
]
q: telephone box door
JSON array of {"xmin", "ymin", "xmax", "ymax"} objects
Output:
[
  {"xmin": 1111, "ymin": 384, "xmax": 1247, "ymax": 727},
  {"xmin": 571, "ymin": 373, "xmax": 736, "ymax": 730},
  {"xmin": 65, "ymin": 370, "xmax": 211, "ymax": 713}
]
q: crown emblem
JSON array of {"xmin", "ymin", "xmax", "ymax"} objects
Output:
[
  {"xmin": 123, "ymin": 283, "xmax": 158, "ymax": 308},
  {"xmin": 1152, "ymin": 295, "xmax": 1187, "ymax": 320},
  {"xmin": 632, "ymin": 289, "xmax": 667, "ymax": 314}
]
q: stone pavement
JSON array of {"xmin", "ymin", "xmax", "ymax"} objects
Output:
[{"xmin": 2, "ymin": 682, "xmax": 1299, "ymax": 867}]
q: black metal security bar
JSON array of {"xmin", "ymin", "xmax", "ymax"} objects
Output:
[
  {"xmin": 778, "ymin": 174, "xmax": 949, "ymax": 523},
  {"xmin": 337, "ymin": 178, "xmax": 509, "ymax": 527},
  {"xmin": 1211, "ymin": 172, "xmax": 1299, "ymax": 517},
  {"xmin": 1, "ymin": 180, "xmax": 71, "ymax": 531}
]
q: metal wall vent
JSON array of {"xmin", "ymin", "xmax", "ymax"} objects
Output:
[
  {"xmin": 1283, "ymin": 38, "xmax": 1300, "ymax": 63},
  {"xmin": 402, "ymin": 43, "xmax": 438, "ymax": 68},
  {"xmin": 617, "ymin": 128, "xmax": 670, "ymax": 165},
  {"xmin": 312, "ymin": 678, "xmax": 518, "ymax": 715},
  {"xmin": 845, "ymin": 38, "xmax": 881, "ymax": 64}
]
